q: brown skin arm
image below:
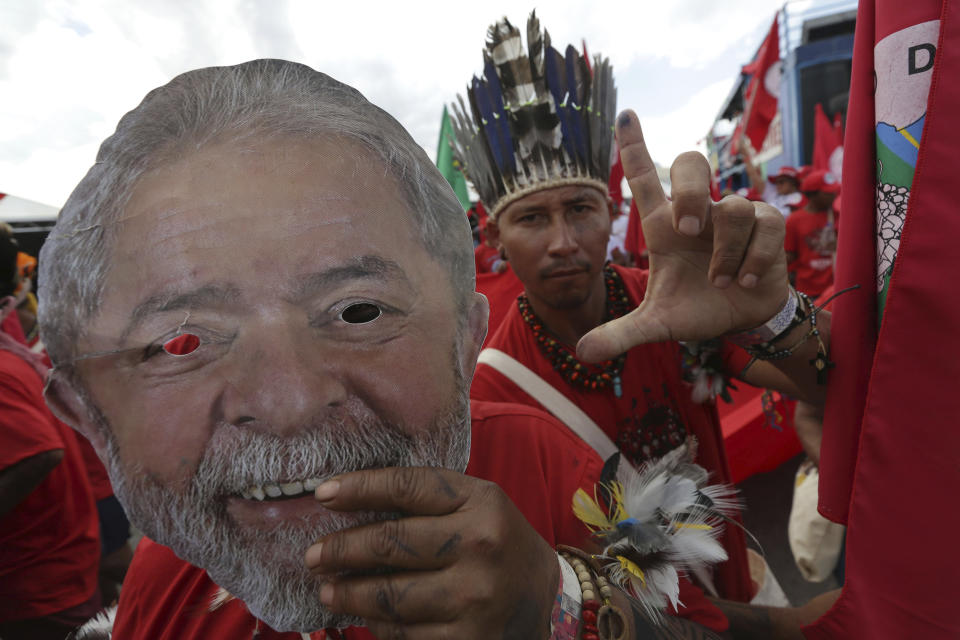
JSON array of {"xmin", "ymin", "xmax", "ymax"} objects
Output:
[
  {"xmin": 740, "ymin": 145, "xmax": 765, "ymax": 193},
  {"xmin": 0, "ymin": 449, "xmax": 63, "ymax": 518},
  {"xmin": 793, "ymin": 400, "xmax": 825, "ymax": 465},
  {"xmin": 737, "ymin": 308, "xmax": 832, "ymax": 406},
  {"xmin": 712, "ymin": 589, "xmax": 841, "ymax": 640},
  {"xmin": 607, "ymin": 586, "xmax": 727, "ymax": 639}
]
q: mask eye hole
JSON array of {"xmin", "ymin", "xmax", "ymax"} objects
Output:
[
  {"xmin": 340, "ymin": 303, "xmax": 382, "ymax": 325},
  {"xmin": 163, "ymin": 333, "xmax": 201, "ymax": 356}
]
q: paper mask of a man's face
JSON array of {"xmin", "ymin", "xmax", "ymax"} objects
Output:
[{"xmin": 42, "ymin": 62, "xmax": 485, "ymax": 632}]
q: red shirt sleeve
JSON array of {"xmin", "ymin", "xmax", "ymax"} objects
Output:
[
  {"xmin": 466, "ymin": 400, "xmax": 604, "ymax": 548},
  {"xmin": 784, "ymin": 213, "xmax": 799, "ymax": 257},
  {"xmin": 0, "ymin": 356, "xmax": 64, "ymax": 469}
]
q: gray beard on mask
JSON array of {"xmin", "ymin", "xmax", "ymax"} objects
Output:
[{"xmin": 100, "ymin": 392, "xmax": 471, "ymax": 632}]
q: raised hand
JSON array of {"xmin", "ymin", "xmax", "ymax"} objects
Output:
[
  {"xmin": 577, "ymin": 110, "xmax": 790, "ymax": 363},
  {"xmin": 304, "ymin": 467, "xmax": 559, "ymax": 640}
]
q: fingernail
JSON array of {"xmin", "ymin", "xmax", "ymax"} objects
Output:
[
  {"xmin": 740, "ymin": 273, "xmax": 758, "ymax": 288},
  {"xmin": 678, "ymin": 216, "xmax": 700, "ymax": 236},
  {"xmin": 304, "ymin": 543, "xmax": 323, "ymax": 570},
  {"xmin": 617, "ymin": 111, "xmax": 632, "ymax": 128},
  {"xmin": 713, "ymin": 275, "xmax": 732, "ymax": 289},
  {"xmin": 320, "ymin": 582, "xmax": 334, "ymax": 606},
  {"xmin": 314, "ymin": 480, "xmax": 340, "ymax": 503}
]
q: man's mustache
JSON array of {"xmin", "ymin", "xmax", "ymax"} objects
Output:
[{"xmin": 540, "ymin": 258, "xmax": 592, "ymax": 279}]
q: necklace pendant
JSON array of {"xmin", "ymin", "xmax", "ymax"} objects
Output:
[{"xmin": 613, "ymin": 375, "xmax": 622, "ymax": 398}]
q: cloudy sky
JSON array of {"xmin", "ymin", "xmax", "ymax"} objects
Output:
[{"xmin": 0, "ymin": 0, "xmax": 789, "ymax": 208}]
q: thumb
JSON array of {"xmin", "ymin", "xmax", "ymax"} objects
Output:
[{"xmin": 576, "ymin": 306, "xmax": 670, "ymax": 362}]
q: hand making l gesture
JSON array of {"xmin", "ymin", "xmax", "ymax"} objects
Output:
[{"xmin": 578, "ymin": 110, "xmax": 790, "ymax": 362}]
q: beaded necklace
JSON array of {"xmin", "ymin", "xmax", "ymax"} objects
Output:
[{"xmin": 518, "ymin": 264, "xmax": 630, "ymax": 397}]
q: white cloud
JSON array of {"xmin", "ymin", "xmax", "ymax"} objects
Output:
[
  {"xmin": 639, "ymin": 78, "xmax": 739, "ymax": 169},
  {"xmin": 0, "ymin": 0, "xmax": 785, "ymax": 207}
]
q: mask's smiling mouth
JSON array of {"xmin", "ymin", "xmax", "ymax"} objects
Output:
[{"xmin": 239, "ymin": 478, "xmax": 323, "ymax": 501}]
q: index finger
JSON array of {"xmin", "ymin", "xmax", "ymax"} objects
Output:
[
  {"xmin": 616, "ymin": 109, "xmax": 667, "ymax": 218},
  {"xmin": 314, "ymin": 466, "xmax": 471, "ymax": 516}
]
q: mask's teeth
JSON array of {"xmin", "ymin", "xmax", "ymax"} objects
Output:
[
  {"xmin": 250, "ymin": 486, "xmax": 266, "ymax": 501},
  {"xmin": 280, "ymin": 481, "xmax": 303, "ymax": 496},
  {"xmin": 264, "ymin": 483, "xmax": 282, "ymax": 498},
  {"xmin": 303, "ymin": 478, "xmax": 321, "ymax": 491},
  {"xmin": 241, "ymin": 489, "xmax": 253, "ymax": 500}
]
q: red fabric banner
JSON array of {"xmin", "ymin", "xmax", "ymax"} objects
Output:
[
  {"xmin": 806, "ymin": 0, "xmax": 960, "ymax": 636},
  {"xmin": 608, "ymin": 142, "xmax": 624, "ymax": 208},
  {"xmin": 735, "ymin": 16, "xmax": 781, "ymax": 153},
  {"xmin": 623, "ymin": 199, "xmax": 646, "ymax": 266},
  {"xmin": 812, "ymin": 103, "xmax": 842, "ymax": 173}
]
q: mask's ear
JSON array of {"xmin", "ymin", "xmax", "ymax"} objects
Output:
[
  {"xmin": 459, "ymin": 292, "xmax": 490, "ymax": 383},
  {"xmin": 45, "ymin": 369, "xmax": 108, "ymax": 455}
]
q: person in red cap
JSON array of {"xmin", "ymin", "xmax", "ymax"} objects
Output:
[
  {"xmin": 784, "ymin": 170, "xmax": 840, "ymax": 299},
  {"xmin": 741, "ymin": 145, "xmax": 804, "ymax": 217}
]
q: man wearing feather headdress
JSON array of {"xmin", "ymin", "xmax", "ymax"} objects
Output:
[{"xmin": 459, "ymin": 11, "xmax": 837, "ymax": 631}]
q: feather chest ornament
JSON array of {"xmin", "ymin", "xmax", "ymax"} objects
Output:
[
  {"xmin": 449, "ymin": 11, "xmax": 618, "ymax": 218},
  {"xmin": 572, "ymin": 440, "xmax": 743, "ymax": 623}
]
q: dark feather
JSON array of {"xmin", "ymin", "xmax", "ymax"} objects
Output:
[
  {"xmin": 487, "ymin": 17, "xmax": 534, "ymax": 107},
  {"xmin": 469, "ymin": 76, "xmax": 503, "ymax": 171},
  {"xmin": 588, "ymin": 56, "xmax": 617, "ymax": 180},
  {"xmin": 544, "ymin": 43, "xmax": 576, "ymax": 164},
  {"xmin": 458, "ymin": 90, "xmax": 503, "ymax": 205},
  {"xmin": 597, "ymin": 452, "xmax": 621, "ymax": 512},
  {"xmin": 564, "ymin": 44, "xmax": 591, "ymax": 167},
  {"xmin": 482, "ymin": 54, "xmax": 516, "ymax": 179},
  {"xmin": 527, "ymin": 10, "xmax": 545, "ymax": 93},
  {"xmin": 605, "ymin": 518, "xmax": 671, "ymax": 556}
]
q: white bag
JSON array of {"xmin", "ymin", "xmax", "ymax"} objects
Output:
[{"xmin": 788, "ymin": 460, "xmax": 845, "ymax": 582}]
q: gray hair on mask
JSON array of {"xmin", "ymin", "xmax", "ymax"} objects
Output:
[{"xmin": 39, "ymin": 58, "xmax": 474, "ymax": 370}]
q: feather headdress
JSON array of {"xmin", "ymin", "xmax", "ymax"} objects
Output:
[
  {"xmin": 449, "ymin": 11, "xmax": 618, "ymax": 219},
  {"xmin": 573, "ymin": 440, "xmax": 743, "ymax": 623}
]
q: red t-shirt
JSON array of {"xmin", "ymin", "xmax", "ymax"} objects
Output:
[
  {"xmin": 470, "ymin": 264, "xmax": 753, "ymax": 603},
  {"xmin": 783, "ymin": 208, "xmax": 835, "ymax": 298},
  {"xmin": 474, "ymin": 268, "xmax": 524, "ymax": 343},
  {"xmin": 473, "ymin": 243, "xmax": 501, "ymax": 274},
  {"xmin": 112, "ymin": 400, "xmax": 726, "ymax": 636},
  {"xmin": 0, "ymin": 350, "xmax": 101, "ymax": 621}
]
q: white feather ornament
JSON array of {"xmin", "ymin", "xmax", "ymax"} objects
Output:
[{"xmin": 572, "ymin": 439, "xmax": 749, "ymax": 625}]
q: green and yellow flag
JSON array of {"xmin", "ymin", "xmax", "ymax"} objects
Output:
[{"xmin": 436, "ymin": 106, "xmax": 470, "ymax": 209}]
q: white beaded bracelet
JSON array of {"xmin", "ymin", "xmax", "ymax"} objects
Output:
[{"xmin": 726, "ymin": 287, "xmax": 799, "ymax": 347}]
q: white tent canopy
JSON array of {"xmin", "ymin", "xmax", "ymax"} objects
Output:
[{"xmin": 0, "ymin": 193, "xmax": 59, "ymax": 223}]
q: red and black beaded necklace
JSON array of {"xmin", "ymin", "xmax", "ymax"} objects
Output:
[{"xmin": 518, "ymin": 264, "xmax": 630, "ymax": 397}]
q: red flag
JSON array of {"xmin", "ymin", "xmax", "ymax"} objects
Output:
[
  {"xmin": 812, "ymin": 103, "xmax": 843, "ymax": 175},
  {"xmin": 623, "ymin": 199, "xmax": 646, "ymax": 267},
  {"xmin": 804, "ymin": 0, "xmax": 959, "ymax": 637},
  {"xmin": 607, "ymin": 142, "xmax": 624, "ymax": 208},
  {"xmin": 736, "ymin": 16, "xmax": 781, "ymax": 153}
]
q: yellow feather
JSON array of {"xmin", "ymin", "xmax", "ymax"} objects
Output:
[
  {"xmin": 572, "ymin": 488, "xmax": 613, "ymax": 531},
  {"xmin": 673, "ymin": 522, "xmax": 713, "ymax": 531},
  {"xmin": 617, "ymin": 555, "xmax": 646, "ymax": 586},
  {"xmin": 607, "ymin": 481, "xmax": 628, "ymax": 522}
]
